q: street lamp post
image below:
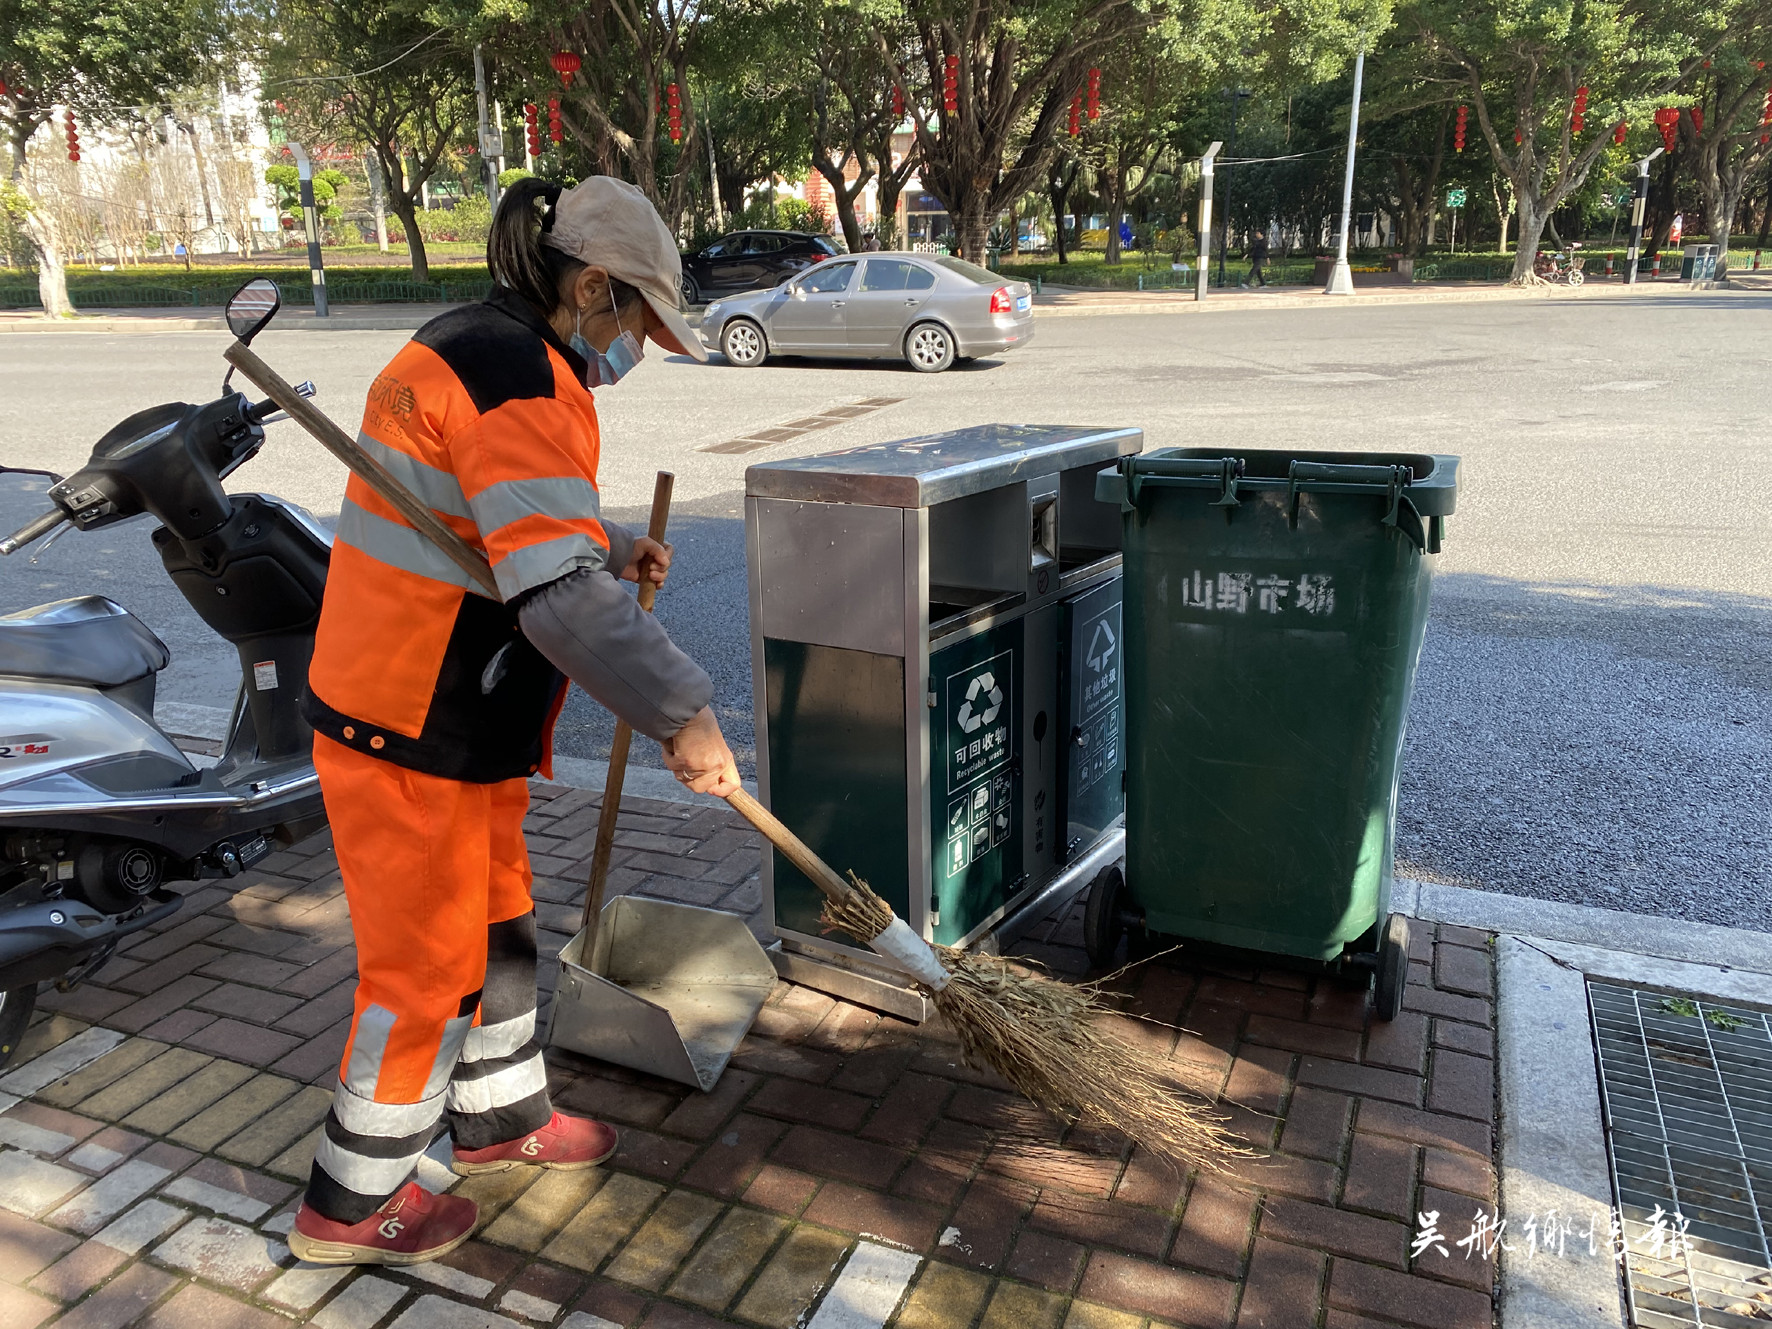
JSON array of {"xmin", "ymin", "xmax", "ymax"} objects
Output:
[
  {"xmin": 1196, "ymin": 140, "xmax": 1224, "ymax": 302},
  {"xmin": 1325, "ymin": 46, "xmax": 1367, "ymax": 296},
  {"xmin": 473, "ymin": 45, "xmax": 502, "ymax": 211},
  {"xmin": 1217, "ymin": 89, "xmax": 1250, "ymax": 287},
  {"xmin": 1625, "ymin": 146, "xmax": 1665, "ymax": 286}
]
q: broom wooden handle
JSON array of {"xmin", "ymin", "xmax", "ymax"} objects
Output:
[
  {"xmin": 579, "ymin": 472, "xmax": 675, "ymax": 943},
  {"xmin": 723, "ymin": 787, "xmax": 857, "ymax": 905},
  {"xmin": 223, "ymin": 341, "xmax": 500, "ymax": 598}
]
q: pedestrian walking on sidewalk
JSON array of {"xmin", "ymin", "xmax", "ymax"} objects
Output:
[
  {"xmin": 1247, "ymin": 231, "xmax": 1269, "ymax": 287},
  {"xmin": 287, "ymin": 176, "xmax": 742, "ymax": 1267}
]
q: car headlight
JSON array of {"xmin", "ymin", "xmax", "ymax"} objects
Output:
[{"xmin": 703, "ymin": 303, "xmax": 722, "ymax": 323}]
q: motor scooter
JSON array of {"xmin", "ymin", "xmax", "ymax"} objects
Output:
[{"xmin": 0, "ymin": 280, "xmax": 329, "ymax": 1066}]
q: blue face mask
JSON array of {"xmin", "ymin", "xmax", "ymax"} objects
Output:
[{"xmin": 571, "ymin": 288, "xmax": 645, "ymax": 388}]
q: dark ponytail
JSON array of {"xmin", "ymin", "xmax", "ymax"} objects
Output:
[
  {"xmin": 487, "ymin": 177, "xmax": 582, "ymax": 318},
  {"xmin": 487, "ymin": 176, "xmax": 646, "ymax": 322}
]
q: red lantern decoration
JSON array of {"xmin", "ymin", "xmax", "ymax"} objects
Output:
[
  {"xmin": 1571, "ymin": 84, "xmax": 1588, "ymax": 135},
  {"xmin": 943, "ymin": 54, "xmax": 959, "ymax": 115},
  {"xmin": 1068, "ymin": 91, "xmax": 1081, "ymax": 137},
  {"xmin": 0, "ymin": 79, "xmax": 9, "ymax": 96},
  {"xmin": 1689, "ymin": 106, "xmax": 1703, "ymax": 135},
  {"xmin": 667, "ymin": 81, "xmax": 681, "ymax": 144},
  {"xmin": 1653, "ymin": 107, "xmax": 1679, "ymax": 153},
  {"xmin": 548, "ymin": 97, "xmax": 562, "ymax": 145},
  {"xmin": 1514, "ymin": 128, "xmax": 1522, "ymax": 144},
  {"xmin": 1086, "ymin": 67, "xmax": 1101, "ymax": 119},
  {"xmin": 524, "ymin": 102, "xmax": 541, "ymax": 156},
  {"xmin": 65, "ymin": 110, "xmax": 80, "ymax": 163},
  {"xmin": 551, "ymin": 51, "xmax": 580, "ymax": 88},
  {"xmin": 890, "ymin": 82, "xmax": 904, "ymax": 119},
  {"xmin": 1454, "ymin": 104, "xmax": 1467, "ymax": 152},
  {"xmin": 1614, "ymin": 120, "xmax": 1627, "ymax": 144}
]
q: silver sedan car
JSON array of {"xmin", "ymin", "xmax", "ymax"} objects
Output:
[{"xmin": 697, "ymin": 252, "xmax": 1034, "ymax": 373}]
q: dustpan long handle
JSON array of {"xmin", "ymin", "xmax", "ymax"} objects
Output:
[
  {"xmin": 579, "ymin": 472, "xmax": 676, "ymax": 944},
  {"xmin": 723, "ymin": 787, "xmax": 856, "ymax": 905}
]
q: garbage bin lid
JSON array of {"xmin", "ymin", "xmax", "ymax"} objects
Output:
[
  {"xmin": 1105, "ymin": 447, "xmax": 1458, "ymax": 518},
  {"xmin": 746, "ymin": 424, "xmax": 1142, "ymax": 508}
]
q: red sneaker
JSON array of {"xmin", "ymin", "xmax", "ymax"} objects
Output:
[
  {"xmin": 288, "ymin": 1182, "xmax": 478, "ymax": 1266},
  {"xmin": 451, "ymin": 1111, "xmax": 618, "ymax": 1175}
]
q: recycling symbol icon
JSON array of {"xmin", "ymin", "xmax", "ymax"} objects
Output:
[
  {"xmin": 956, "ymin": 670, "xmax": 1003, "ymax": 734},
  {"xmin": 1086, "ymin": 620, "xmax": 1116, "ymax": 673}
]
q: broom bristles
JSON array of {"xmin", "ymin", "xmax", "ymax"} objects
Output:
[{"xmin": 821, "ymin": 875, "xmax": 1250, "ymax": 1173}]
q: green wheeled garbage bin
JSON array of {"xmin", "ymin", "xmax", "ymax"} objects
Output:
[{"xmin": 1090, "ymin": 448, "xmax": 1458, "ymax": 1019}]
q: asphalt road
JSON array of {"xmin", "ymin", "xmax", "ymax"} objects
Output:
[{"xmin": 3, "ymin": 288, "xmax": 1768, "ymax": 931}]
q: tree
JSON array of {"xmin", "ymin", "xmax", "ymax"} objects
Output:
[
  {"xmin": 878, "ymin": 0, "xmax": 1148, "ymax": 259},
  {"xmin": 267, "ymin": 1, "xmax": 474, "ymax": 282},
  {"xmin": 1408, "ymin": 0, "xmax": 1730, "ymax": 280},
  {"xmin": 1675, "ymin": 30, "xmax": 1772, "ymax": 274},
  {"xmin": 0, "ymin": 0, "xmax": 227, "ymax": 313},
  {"xmin": 486, "ymin": 0, "xmax": 708, "ymax": 232}
]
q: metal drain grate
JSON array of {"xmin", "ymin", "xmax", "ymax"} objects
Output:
[{"xmin": 1589, "ymin": 981, "xmax": 1772, "ymax": 1326}]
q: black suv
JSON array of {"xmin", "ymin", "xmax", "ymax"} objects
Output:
[{"xmin": 678, "ymin": 230, "xmax": 841, "ymax": 304}]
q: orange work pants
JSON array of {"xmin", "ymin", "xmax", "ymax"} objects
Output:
[{"xmin": 304, "ymin": 734, "xmax": 553, "ymax": 1223}]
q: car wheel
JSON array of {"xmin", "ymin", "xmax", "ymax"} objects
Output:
[
  {"xmin": 721, "ymin": 319, "xmax": 767, "ymax": 368},
  {"xmin": 679, "ymin": 274, "xmax": 700, "ymax": 305},
  {"xmin": 904, "ymin": 321, "xmax": 956, "ymax": 373}
]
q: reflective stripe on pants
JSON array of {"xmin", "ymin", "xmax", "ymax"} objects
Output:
[{"xmin": 304, "ymin": 734, "xmax": 553, "ymax": 1224}]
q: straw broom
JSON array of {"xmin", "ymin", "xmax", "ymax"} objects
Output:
[
  {"xmin": 223, "ymin": 337, "xmax": 1248, "ymax": 1175},
  {"xmin": 728, "ymin": 790, "xmax": 1247, "ymax": 1172}
]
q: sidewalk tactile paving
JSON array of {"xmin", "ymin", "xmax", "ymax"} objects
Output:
[{"xmin": 0, "ymin": 784, "xmax": 1502, "ymax": 1326}]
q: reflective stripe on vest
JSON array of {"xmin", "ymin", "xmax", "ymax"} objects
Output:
[{"xmin": 335, "ymin": 498, "xmax": 497, "ymax": 599}]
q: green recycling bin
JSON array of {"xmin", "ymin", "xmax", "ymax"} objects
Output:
[{"xmin": 1091, "ymin": 448, "xmax": 1458, "ymax": 1018}]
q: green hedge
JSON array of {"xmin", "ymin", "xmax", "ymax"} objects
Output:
[{"xmin": 0, "ymin": 265, "xmax": 494, "ymax": 310}]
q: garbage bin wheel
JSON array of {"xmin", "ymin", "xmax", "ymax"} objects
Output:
[
  {"xmin": 1373, "ymin": 913, "xmax": 1410, "ymax": 1021},
  {"xmin": 0, "ymin": 984, "xmax": 37, "ymax": 1071},
  {"xmin": 1083, "ymin": 864, "xmax": 1127, "ymax": 969}
]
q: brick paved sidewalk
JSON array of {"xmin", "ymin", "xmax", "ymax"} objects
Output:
[{"xmin": 0, "ymin": 781, "xmax": 1500, "ymax": 1329}]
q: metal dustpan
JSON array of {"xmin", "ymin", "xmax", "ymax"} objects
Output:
[{"xmin": 549, "ymin": 895, "xmax": 776, "ymax": 1091}]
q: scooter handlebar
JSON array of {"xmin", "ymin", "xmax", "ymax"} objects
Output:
[{"xmin": 0, "ymin": 508, "xmax": 70, "ymax": 556}]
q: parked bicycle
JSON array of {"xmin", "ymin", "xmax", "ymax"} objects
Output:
[{"xmin": 1534, "ymin": 244, "xmax": 1587, "ymax": 286}]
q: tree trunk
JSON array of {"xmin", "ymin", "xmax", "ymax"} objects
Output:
[
  {"xmin": 956, "ymin": 197, "xmax": 990, "ymax": 261},
  {"xmin": 23, "ymin": 207, "xmax": 73, "ymax": 316},
  {"xmin": 182, "ymin": 122, "xmax": 215, "ymax": 227},
  {"xmin": 1048, "ymin": 172, "xmax": 1073, "ymax": 264},
  {"xmin": 368, "ymin": 154, "xmax": 390, "ymax": 252},
  {"xmin": 390, "ymin": 194, "xmax": 429, "ymax": 282},
  {"xmin": 1008, "ymin": 199, "xmax": 1020, "ymax": 256},
  {"xmin": 1103, "ymin": 167, "xmax": 1125, "ymax": 266},
  {"xmin": 1511, "ymin": 201, "xmax": 1550, "ymax": 281},
  {"xmin": 1754, "ymin": 183, "xmax": 1772, "ymax": 254}
]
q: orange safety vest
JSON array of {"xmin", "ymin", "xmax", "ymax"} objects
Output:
[{"xmin": 303, "ymin": 287, "xmax": 610, "ymax": 782}]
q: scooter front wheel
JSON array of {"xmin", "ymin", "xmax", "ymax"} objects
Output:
[{"xmin": 0, "ymin": 984, "xmax": 38, "ymax": 1070}]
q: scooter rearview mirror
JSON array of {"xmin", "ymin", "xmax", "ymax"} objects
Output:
[{"xmin": 226, "ymin": 278, "xmax": 282, "ymax": 345}]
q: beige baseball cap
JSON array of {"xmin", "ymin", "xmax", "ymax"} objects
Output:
[{"xmin": 543, "ymin": 175, "xmax": 708, "ymax": 362}]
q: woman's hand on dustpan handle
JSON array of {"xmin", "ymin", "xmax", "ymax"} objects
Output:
[{"xmin": 664, "ymin": 705, "xmax": 742, "ymax": 797}]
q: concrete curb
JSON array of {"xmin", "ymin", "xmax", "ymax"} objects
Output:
[{"xmin": 1398, "ymin": 877, "xmax": 1772, "ymax": 978}]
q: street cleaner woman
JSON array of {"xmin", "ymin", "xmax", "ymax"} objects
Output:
[{"xmin": 288, "ymin": 177, "xmax": 742, "ymax": 1265}]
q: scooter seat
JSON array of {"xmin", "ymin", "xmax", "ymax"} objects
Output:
[{"xmin": 0, "ymin": 596, "xmax": 169, "ymax": 688}]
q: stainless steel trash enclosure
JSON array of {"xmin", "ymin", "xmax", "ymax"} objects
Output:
[{"xmin": 745, "ymin": 425, "xmax": 1140, "ymax": 1017}]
